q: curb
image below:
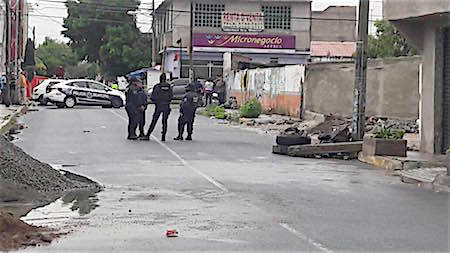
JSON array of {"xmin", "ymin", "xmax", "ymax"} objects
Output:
[
  {"xmin": 358, "ymin": 152, "xmax": 445, "ymax": 172},
  {"xmin": 358, "ymin": 152, "xmax": 403, "ymax": 171},
  {"xmin": 0, "ymin": 106, "xmax": 27, "ymax": 135}
]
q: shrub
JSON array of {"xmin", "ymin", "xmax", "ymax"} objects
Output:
[
  {"xmin": 374, "ymin": 127, "xmax": 405, "ymax": 140},
  {"xmin": 240, "ymin": 98, "xmax": 262, "ymax": 118},
  {"xmin": 214, "ymin": 106, "xmax": 226, "ymax": 119},
  {"xmin": 205, "ymin": 104, "xmax": 219, "ymax": 117}
]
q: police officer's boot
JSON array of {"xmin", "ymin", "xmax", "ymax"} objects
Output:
[
  {"xmin": 140, "ymin": 134, "xmax": 150, "ymax": 141},
  {"xmin": 161, "ymin": 135, "xmax": 166, "ymax": 142},
  {"xmin": 186, "ymin": 135, "xmax": 192, "ymax": 141},
  {"xmin": 174, "ymin": 135, "xmax": 183, "ymax": 141}
]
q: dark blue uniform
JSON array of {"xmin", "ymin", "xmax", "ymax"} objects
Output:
[
  {"xmin": 145, "ymin": 82, "xmax": 173, "ymax": 141},
  {"xmin": 136, "ymin": 87, "xmax": 148, "ymax": 137},
  {"xmin": 175, "ymin": 90, "xmax": 198, "ymax": 141},
  {"xmin": 125, "ymin": 84, "xmax": 140, "ymax": 139}
]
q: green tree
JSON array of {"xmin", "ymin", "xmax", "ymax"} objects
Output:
[
  {"xmin": 99, "ymin": 24, "xmax": 151, "ymax": 77},
  {"xmin": 63, "ymin": 0, "xmax": 150, "ymax": 77},
  {"xmin": 35, "ymin": 37, "xmax": 78, "ymax": 76},
  {"xmin": 368, "ymin": 20, "xmax": 417, "ymax": 58}
]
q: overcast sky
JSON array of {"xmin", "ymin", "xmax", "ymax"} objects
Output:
[{"xmin": 28, "ymin": 0, "xmax": 382, "ymax": 45}]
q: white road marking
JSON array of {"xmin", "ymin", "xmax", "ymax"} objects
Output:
[
  {"xmin": 279, "ymin": 223, "xmax": 333, "ymax": 253},
  {"xmin": 109, "ymin": 109, "xmax": 228, "ymax": 192}
]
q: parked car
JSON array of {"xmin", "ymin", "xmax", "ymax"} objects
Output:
[
  {"xmin": 32, "ymin": 79, "xmax": 64, "ymax": 105},
  {"xmin": 169, "ymin": 78, "xmax": 205, "ymax": 105},
  {"xmin": 147, "ymin": 78, "xmax": 205, "ymax": 105},
  {"xmin": 170, "ymin": 78, "xmax": 190, "ymax": 100},
  {"xmin": 46, "ymin": 79, "xmax": 126, "ymax": 108}
]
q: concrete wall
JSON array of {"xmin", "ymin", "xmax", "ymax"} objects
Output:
[
  {"xmin": 163, "ymin": 0, "xmax": 311, "ymax": 50},
  {"xmin": 227, "ymin": 65, "xmax": 305, "ymax": 117},
  {"xmin": 304, "ymin": 56, "xmax": 423, "ymax": 120},
  {"xmin": 384, "ymin": 0, "xmax": 450, "ymax": 21},
  {"xmin": 384, "ymin": 0, "xmax": 450, "ymax": 154},
  {"xmin": 311, "ymin": 6, "xmax": 356, "ymax": 42}
]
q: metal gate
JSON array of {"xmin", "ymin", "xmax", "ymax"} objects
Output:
[{"xmin": 443, "ymin": 28, "xmax": 450, "ymax": 153}]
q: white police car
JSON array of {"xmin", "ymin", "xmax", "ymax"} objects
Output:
[{"xmin": 47, "ymin": 79, "xmax": 126, "ymax": 108}]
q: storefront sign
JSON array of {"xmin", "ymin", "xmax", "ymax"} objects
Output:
[
  {"xmin": 193, "ymin": 33, "xmax": 296, "ymax": 50},
  {"xmin": 222, "ymin": 12, "xmax": 264, "ymax": 32}
]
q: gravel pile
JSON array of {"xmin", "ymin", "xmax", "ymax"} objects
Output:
[
  {"xmin": 0, "ymin": 136, "xmax": 98, "ymax": 201},
  {"xmin": 366, "ymin": 117, "xmax": 419, "ymax": 134}
]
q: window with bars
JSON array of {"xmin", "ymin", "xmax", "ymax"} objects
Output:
[
  {"xmin": 261, "ymin": 5, "xmax": 291, "ymax": 30},
  {"xmin": 194, "ymin": 3, "xmax": 225, "ymax": 28}
]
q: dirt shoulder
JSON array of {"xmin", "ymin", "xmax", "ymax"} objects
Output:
[{"xmin": 0, "ymin": 135, "xmax": 101, "ymax": 251}]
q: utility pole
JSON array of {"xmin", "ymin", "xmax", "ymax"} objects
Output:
[
  {"xmin": 151, "ymin": 0, "xmax": 156, "ymax": 67},
  {"xmin": 15, "ymin": 0, "xmax": 19, "ymax": 75},
  {"xmin": 189, "ymin": 1, "xmax": 193, "ymax": 82},
  {"xmin": 351, "ymin": 0, "xmax": 369, "ymax": 141},
  {"xmin": 4, "ymin": 0, "xmax": 10, "ymax": 106},
  {"xmin": 177, "ymin": 38, "xmax": 182, "ymax": 78}
]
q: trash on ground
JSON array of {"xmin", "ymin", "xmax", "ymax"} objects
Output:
[{"xmin": 166, "ymin": 229, "xmax": 179, "ymax": 237}]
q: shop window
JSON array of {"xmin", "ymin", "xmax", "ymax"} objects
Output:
[
  {"xmin": 262, "ymin": 5, "xmax": 291, "ymax": 30},
  {"xmin": 194, "ymin": 3, "xmax": 225, "ymax": 28}
]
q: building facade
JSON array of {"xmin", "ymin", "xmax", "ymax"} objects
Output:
[
  {"xmin": 384, "ymin": 0, "xmax": 450, "ymax": 154},
  {"xmin": 155, "ymin": 0, "xmax": 311, "ymax": 79},
  {"xmin": 311, "ymin": 6, "xmax": 356, "ymax": 42}
]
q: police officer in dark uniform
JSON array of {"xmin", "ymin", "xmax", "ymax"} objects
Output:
[
  {"xmin": 174, "ymin": 84, "xmax": 199, "ymax": 141},
  {"xmin": 125, "ymin": 77, "xmax": 141, "ymax": 140},
  {"xmin": 141, "ymin": 73, "xmax": 173, "ymax": 141},
  {"xmin": 135, "ymin": 79, "xmax": 148, "ymax": 138}
]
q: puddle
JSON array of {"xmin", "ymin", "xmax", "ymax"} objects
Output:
[{"xmin": 21, "ymin": 189, "xmax": 100, "ymax": 227}]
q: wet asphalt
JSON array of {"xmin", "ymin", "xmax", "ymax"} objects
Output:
[{"xmin": 14, "ymin": 105, "xmax": 449, "ymax": 252}]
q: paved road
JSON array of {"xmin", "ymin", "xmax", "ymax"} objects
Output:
[{"xmin": 15, "ymin": 105, "xmax": 449, "ymax": 252}]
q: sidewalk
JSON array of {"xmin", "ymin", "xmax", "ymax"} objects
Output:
[
  {"xmin": 0, "ymin": 104, "xmax": 26, "ymax": 134},
  {"xmin": 359, "ymin": 151, "xmax": 449, "ymax": 192}
]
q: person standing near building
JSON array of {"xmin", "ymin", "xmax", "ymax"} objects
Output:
[
  {"xmin": 18, "ymin": 71, "xmax": 28, "ymax": 105},
  {"xmin": 111, "ymin": 82, "xmax": 119, "ymax": 90},
  {"xmin": 125, "ymin": 77, "xmax": 141, "ymax": 140},
  {"xmin": 0, "ymin": 75, "xmax": 6, "ymax": 105},
  {"xmin": 204, "ymin": 78, "xmax": 214, "ymax": 105},
  {"xmin": 215, "ymin": 74, "xmax": 226, "ymax": 105},
  {"xmin": 174, "ymin": 84, "xmax": 199, "ymax": 141},
  {"xmin": 142, "ymin": 73, "xmax": 173, "ymax": 142}
]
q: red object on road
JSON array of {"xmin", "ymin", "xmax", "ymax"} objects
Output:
[{"xmin": 166, "ymin": 229, "xmax": 178, "ymax": 237}]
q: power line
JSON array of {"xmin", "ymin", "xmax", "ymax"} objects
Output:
[
  {"xmin": 32, "ymin": 0, "xmax": 162, "ymax": 12},
  {"xmin": 29, "ymin": 3, "xmax": 382, "ymax": 23},
  {"xmin": 27, "ymin": 13, "xmax": 153, "ymax": 25}
]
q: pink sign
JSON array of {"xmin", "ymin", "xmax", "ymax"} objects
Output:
[{"xmin": 193, "ymin": 33, "xmax": 296, "ymax": 49}]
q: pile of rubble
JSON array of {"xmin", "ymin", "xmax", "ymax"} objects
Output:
[
  {"xmin": 366, "ymin": 116, "xmax": 419, "ymax": 134},
  {"xmin": 0, "ymin": 135, "xmax": 101, "ymax": 251}
]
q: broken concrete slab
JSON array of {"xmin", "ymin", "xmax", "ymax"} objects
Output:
[
  {"xmin": 362, "ymin": 136, "xmax": 407, "ymax": 157},
  {"xmin": 399, "ymin": 168, "xmax": 449, "ymax": 192},
  {"xmin": 287, "ymin": 142, "xmax": 363, "ymax": 157},
  {"xmin": 272, "ymin": 145, "xmax": 289, "ymax": 155}
]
